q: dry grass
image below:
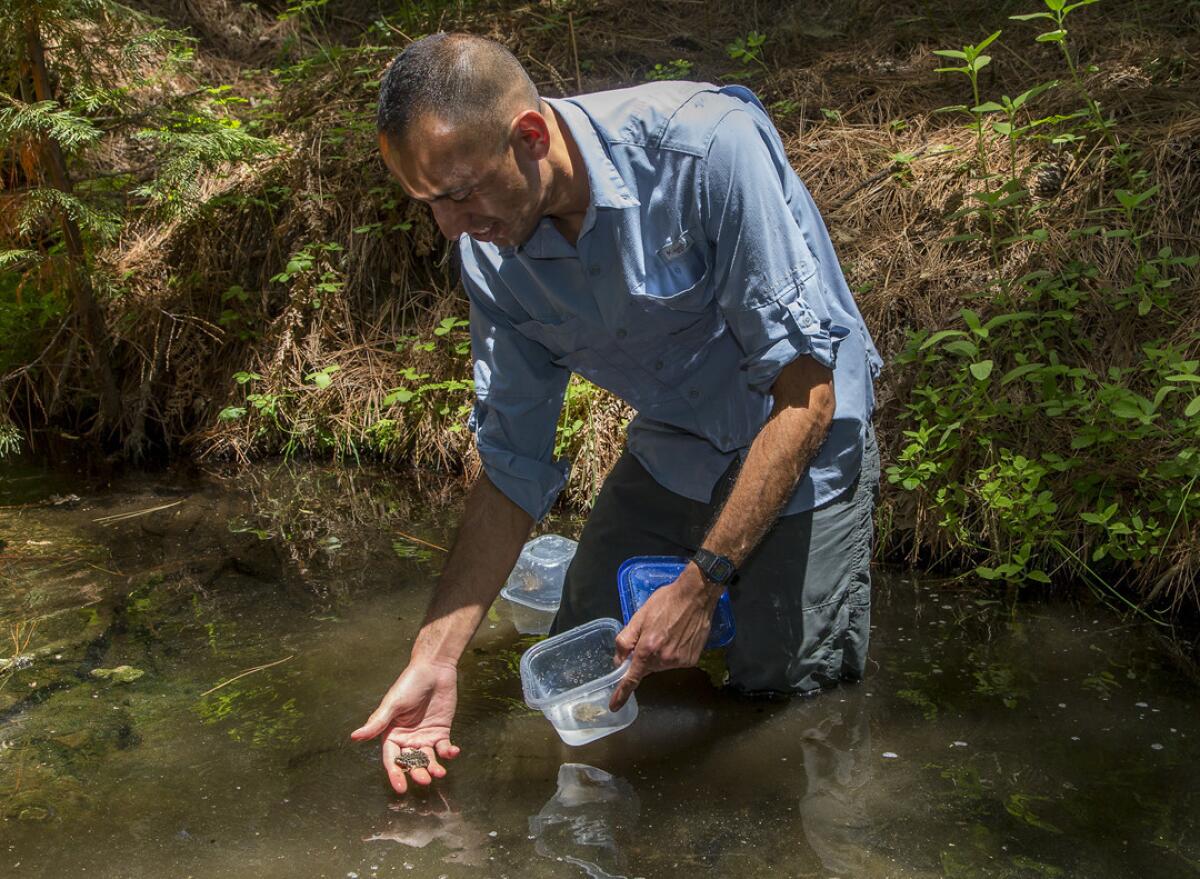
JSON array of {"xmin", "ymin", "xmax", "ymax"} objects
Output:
[{"xmin": 5, "ymin": 0, "xmax": 1199, "ymax": 608}]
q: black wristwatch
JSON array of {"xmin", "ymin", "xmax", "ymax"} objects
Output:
[{"xmin": 691, "ymin": 548, "xmax": 738, "ymax": 587}]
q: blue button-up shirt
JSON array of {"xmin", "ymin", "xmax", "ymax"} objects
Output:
[{"xmin": 460, "ymin": 81, "xmax": 882, "ymax": 522}]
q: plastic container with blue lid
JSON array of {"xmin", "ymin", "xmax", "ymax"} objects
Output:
[{"xmin": 616, "ymin": 556, "xmax": 735, "ymax": 649}]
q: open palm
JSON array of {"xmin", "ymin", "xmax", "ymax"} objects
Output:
[{"xmin": 352, "ymin": 661, "xmax": 461, "ymax": 794}]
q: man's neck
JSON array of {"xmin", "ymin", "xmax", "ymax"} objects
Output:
[{"xmin": 542, "ymin": 102, "xmax": 590, "ymax": 245}]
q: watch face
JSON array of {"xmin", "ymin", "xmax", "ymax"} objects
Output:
[{"xmin": 709, "ymin": 557, "xmax": 734, "ymax": 583}]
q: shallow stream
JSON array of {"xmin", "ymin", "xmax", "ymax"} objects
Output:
[{"xmin": 1, "ymin": 461, "xmax": 1196, "ymax": 878}]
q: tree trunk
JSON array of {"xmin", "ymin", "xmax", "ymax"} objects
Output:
[{"xmin": 24, "ymin": 17, "xmax": 122, "ymax": 433}]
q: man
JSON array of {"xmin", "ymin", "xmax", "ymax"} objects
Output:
[{"xmin": 352, "ymin": 33, "xmax": 882, "ymax": 795}]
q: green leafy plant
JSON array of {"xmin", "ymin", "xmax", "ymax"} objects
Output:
[
  {"xmin": 726, "ymin": 31, "xmax": 769, "ymax": 77},
  {"xmin": 645, "ymin": 59, "xmax": 694, "ymax": 81}
]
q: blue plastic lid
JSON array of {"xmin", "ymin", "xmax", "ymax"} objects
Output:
[{"xmin": 616, "ymin": 556, "xmax": 735, "ymax": 649}]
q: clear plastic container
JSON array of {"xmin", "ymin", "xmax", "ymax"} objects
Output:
[
  {"xmin": 520, "ymin": 618, "xmax": 638, "ymax": 746},
  {"xmin": 616, "ymin": 556, "xmax": 735, "ymax": 649},
  {"xmin": 500, "ymin": 534, "xmax": 578, "ymax": 635}
]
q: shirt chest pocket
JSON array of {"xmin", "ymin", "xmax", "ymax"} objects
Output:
[
  {"xmin": 636, "ymin": 232, "xmax": 711, "ymax": 312},
  {"xmin": 629, "ymin": 236, "xmax": 722, "ymax": 349}
]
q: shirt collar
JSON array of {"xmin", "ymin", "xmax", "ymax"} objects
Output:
[
  {"xmin": 499, "ymin": 97, "xmax": 640, "ymax": 260},
  {"xmin": 544, "ymin": 96, "xmax": 640, "ymax": 211}
]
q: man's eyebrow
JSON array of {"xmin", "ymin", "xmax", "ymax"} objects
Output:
[{"xmin": 416, "ymin": 180, "xmax": 474, "ymax": 204}]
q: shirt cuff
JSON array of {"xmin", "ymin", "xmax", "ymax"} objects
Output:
[
  {"xmin": 729, "ymin": 293, "xmax": 848, "ymax": 393},
  {"xmin": 470, "ymin": 403, "xmax": 571, "ymax": 521}
]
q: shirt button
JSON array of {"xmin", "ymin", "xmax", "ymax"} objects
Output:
[
  {"xmin": 654, "ymin": 360, "xmax": 664, "ymax": 370},
  {"xmin": 688, "ymin": 388, "xmax": 700, "ymax": 399},
  {"xmin": 616, "ymin": 328, "xmax": 627, "ymax": 339},
  {"xmin": 589, "ymin": 265, "xmax": 601, "ymax": 276}
]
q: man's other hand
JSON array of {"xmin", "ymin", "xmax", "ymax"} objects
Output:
[
  {"xmin": 351, "ymin": 660, "xmax": 462, "ymax": 795},
  {"xmin": 610, "ymin": 564, "xmax": 721, "ymax": 710}
]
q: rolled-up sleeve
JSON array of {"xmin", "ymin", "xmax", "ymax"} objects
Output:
[
  {"xmin": 462, "ymin": 266, "xmax": 571, "ymax": 522},
  {"xmin": 702, "ymin": 107, "xmax": 849, "ymax": 393}
]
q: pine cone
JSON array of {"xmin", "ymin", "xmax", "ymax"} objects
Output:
[{"xmin": 1034, "ymin": 161, "xmax": 1069, "ymax": 199}]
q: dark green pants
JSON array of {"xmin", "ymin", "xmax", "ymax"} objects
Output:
[{"xmin": 550, "ymin": 427, "xmax": 879, "ymax": 694}]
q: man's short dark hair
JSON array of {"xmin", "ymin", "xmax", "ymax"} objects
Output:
[{"xmin": 377, "ymin": 33, "xmax": 540, "ymax": 151}]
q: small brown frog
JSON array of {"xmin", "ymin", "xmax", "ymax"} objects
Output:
[
  {"xmin": 394, "ymin": 748, "xmax": 430, "ymax": 771},
  {"xmin": 571, "ymin": 702, "xmax": 609, "ymax": 723}
]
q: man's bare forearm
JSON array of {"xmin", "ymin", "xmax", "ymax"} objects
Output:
[
  {"xmin": 410, "ymin": 472, "xmax": 534, "ymax": 666},
  {"xmin": 702, "ymin": 357, "xmax": 835, "ymax": 568}
]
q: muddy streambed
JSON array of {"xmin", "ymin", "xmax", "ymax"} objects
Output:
[{"xmin": 0, "ymin": 461, "xmax": 1197, "ymax": 878}]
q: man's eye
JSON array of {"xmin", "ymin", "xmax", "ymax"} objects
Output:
[{"xmin": 449, "ymin": 189, "xmax": 472, "ymax": 203}]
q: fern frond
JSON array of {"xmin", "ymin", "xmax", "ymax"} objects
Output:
[
  {"xmin": 0, "ymin": 100, "xmax": 103, "ymax": 152},
  {"xmin": 18, "ymin": 187, "xmax": 122, "ymax": 240},
  {"xmin": 133, "ymin": 122, "xmax": 280, "ymax": 217},
  {"xmin": 0, "ymin": 249, "xmax": 42, "ymax": 270}
]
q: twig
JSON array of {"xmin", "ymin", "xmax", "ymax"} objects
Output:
[
  {"xmin": 200, "ymin": 654, "xmax": 295, "ymax": 697},
  {"xmin": 93, "ymin": 499, "xmax": 183, "ymax": 525},
  {"xmin": 568, "ymin": 12, "xmax": 582, "ymax": 93},
  {"xmin": 394, "ymin": 529, "xmax": 448, "ymax": 553}
]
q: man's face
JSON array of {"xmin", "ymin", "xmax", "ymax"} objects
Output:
[{"xmin": 380, "ymin": 114, "xmax": 545, "ymax": 249}]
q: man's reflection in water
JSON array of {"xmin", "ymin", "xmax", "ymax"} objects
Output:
[
  {"xmin": 527, "ymin": 685, "xmax": 883, "ymax": 877},
  {"xmin": 528, "ymin": 763, "xmax": 640, "ymax": 879},
  {"xmin": 792, "ymin": 686, "xmax": 875, "ymax": 875}
]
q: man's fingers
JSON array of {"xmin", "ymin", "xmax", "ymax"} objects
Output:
[
  {"xmin": 382, "ymin": 742, "xmax": 409, "ymax": 795},
  {"xmin": 434, "ymin": 739, "xmax": 460, "ymax": 761},
  {"xmin": 609, "ymin": 651, "xmax": 648, "ymax": 711},
  {"xmin": 614, "ymin": 614, "xmax": 643, "ymax": 665},
  {"xmin": 408, "ymin": 766, "xmax": 433, "ymax": 786},
  {"xmin": 351, "ymin": 702, "xmax": 393, "ymax": 741}
]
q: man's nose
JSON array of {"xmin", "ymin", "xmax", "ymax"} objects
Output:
[{"xmin": 429, "ymin": 201, "xmax": 468, "ymax": 240}]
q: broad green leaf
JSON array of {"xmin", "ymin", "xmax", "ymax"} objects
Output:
[
  {"xmin": 975, "ymin": 30, "xmax": 1002, "ymax": 53},
  {"xmin": 971, "ymin": 101, "xmax": 1005, "ymax": 113},
  {"xmin": 1186, "ymin": 396, "xmax": 1200, "ymax": 418},
  {"xmin": 970, "ymin": 360, "xmax": 994, "ymax": 380},
  {"xmin": 932, "ymin": 49, "xmax": 968, "ymax": 59},
  {"xmin": 1036, "ymin": 29, "xmax": 1067, "ymax": 42},
  {"xmin": 1001, "ymin": 363, "xmax": 1045, "ymax": 384},
  {"xmin": 945, "ymin": 340, "xmax": 980, "ymax": 358},
  {"xmin": 919, "ymin": 329, "xmax": 968, "ymax": 350},
  {"xmin": 984, "ymin": 311, "xmax": 1037, "ymax": 331},
  {"xmin": 218, "ymin": 406, "xmax": 246, "ymax": 421},
  {"xmin": 383, "ymin": 388, "xmax": 415, "ymax": 406},
  {"xmin": 972, "ymin": 54, "xmax": 992, "ymax": 71},
  {"xmin": 1009, "ymin": 12, "xmax": 1056, "ymax": 20}
]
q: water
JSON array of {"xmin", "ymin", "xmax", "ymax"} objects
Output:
[{"xmin": 1, "ymin": 461, "xmax": 1198, "ymax": 878}]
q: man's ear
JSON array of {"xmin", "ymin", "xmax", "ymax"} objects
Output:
[{"xmin": 512, "ymin": 109, "xmax": 551, "ymax": 161}]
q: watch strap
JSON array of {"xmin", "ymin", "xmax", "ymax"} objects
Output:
[{"xmin": 691, "ymin": 547, "xmax": 738, "ymax": 587}]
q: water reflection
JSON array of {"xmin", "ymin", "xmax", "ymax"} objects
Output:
[
  {"xmin": 364, "ymin": 791, "xmax": 491, "ymax": 867},
  {"xmin": 528, "ymin": 687, "xmax": 876, "ymax": 878},
  {"xmin": 530, "ymin": 763, "xmax": 640, "ymax": 879},
  {"xmin": 792, "ymin": 687, "xmax": 875, "ymax": 876}
]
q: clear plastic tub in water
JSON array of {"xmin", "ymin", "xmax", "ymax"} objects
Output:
[
  {"xmin": 616, "ymin": 555, "xmax": 735, "ymax": 649},
  {"xmin": 520, "ymin": 618, "xmax": 638, "ymax": 746},
  {"xmin": 500, "ymin": 534, "xmax": 578, "ymax": 635}
]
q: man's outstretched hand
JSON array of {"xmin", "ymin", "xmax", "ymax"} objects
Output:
[
  {"xmin": 610, "ymin": 563, "xmax": 721, "ymax": 711},
  {"xmin": 351, "ymin": 660, "xmax": 461, "ymax": 795}
]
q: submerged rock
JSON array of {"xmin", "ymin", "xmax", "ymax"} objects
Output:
[{"xmin": 90, "ymin": 665, "xmax": 144, "ymax": 684}]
